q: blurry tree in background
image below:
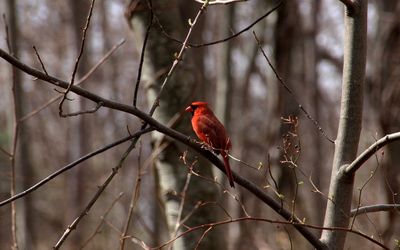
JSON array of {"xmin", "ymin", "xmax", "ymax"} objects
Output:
[{"xmin": 0, "ymin": 0, "xmax": 399, "ymax": 249}]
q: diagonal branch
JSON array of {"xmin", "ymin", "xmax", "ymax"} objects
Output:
[
  {"xmin": 0, "ymin": 128, "xmax": 153, "ymax": 207},
  {"xmin": 350, "ymin": 203, "xmax": 400, "ymax": 217},
  {"xmin": 0, "ymin": 48, "xmax": 325, "ymax": 249},
  {"xmin": 253, "ymin": 31, "xmax": 334, "ymax": 143},
  {"xmin": 345, "ymin": 132, "xmax": 400, "ymax": 174}
]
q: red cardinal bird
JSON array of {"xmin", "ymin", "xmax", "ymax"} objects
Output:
[{"xmin": 185, "ymin": 101, "xmax": 235, "ymax": 187}]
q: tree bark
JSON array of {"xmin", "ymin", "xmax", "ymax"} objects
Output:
[
  {"xmin": 127, "ymin": 1, "xmax": 222, "ymax": 249},
  {"xmin": 320, "ymin": 1, "xmax": 367, "ymax": 249}
]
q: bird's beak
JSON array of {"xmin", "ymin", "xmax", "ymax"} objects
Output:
[{"xmin": 185, "ymin": 106, "xmax": 193, "ymax": 112}]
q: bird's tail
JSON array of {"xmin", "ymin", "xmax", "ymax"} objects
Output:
[{"xmin": 222, "ymin": 153, "xmax": 235, "ymax": 188}]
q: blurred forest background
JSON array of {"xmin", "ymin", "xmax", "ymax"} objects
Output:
[{"xmin": 0, "ymin": 0, "xmax": 399, "ymax": 249}]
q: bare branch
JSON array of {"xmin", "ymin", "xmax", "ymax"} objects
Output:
[
  {"xmin": 345, "ymin": 132, "xmax": 400, "ymax": 174},
  {"xmin": 61, "ymin": 101, "xmax": 103, "ymax": 117},
  {"xmin": 120, "ymin": 142, "xmax": 143, "ymax": 249},
  {"xmin": 253, "ymin": 31, "xmax": 334, "ymax": 144},
  {"xmin": 195, "ymin": 226, "xmax": 213, "ymax": 249},
  {"xmin": 54, "ymin": 128, "xmax": 150, "ymax": 249},
  {"xmin": 350, "ymin": 152, "xmax": 380, "ymax": 229},
  {"xmin": 80, "ymin": 192, "xmax": 124, "ymax": 248},
  {"xmin": 59, "ymin": 0, "xmax": 95, "ymax": 117},
  {"xmin": 0, "ymin": 146, "xmax": 12, "ymax": 158},
  {"xmin": 194, "ymin": 0, "xmax": 245, "ymax": 5},
  {"xmin": 0, "ymin": 48, "xmax": 324, "ymax": 249},
  {"xmin": 132, "ymin": 0, "xmax": 153, "ymax": 107},
  {"xmin": 350, "ymin": 204, "xmax": 400, "ymax": 217},
  {"xmin": 32, "ymin": 46, "xmax": 48, "ymax": 75},
  {"xmin": 155, "ymin": 1, "xmax": 283, "ymax": 48},
  {"xmin": 0, "ymin": 128, "xmax": 153, "ymax": 207},
  {"xmin": 155, "ymin": 217, "xmax": 388, "ymax": 250},
  {"xmin": 19, "ymin": 39, "xmax": 125, "ymax": 122},
  {"xmin": 171, "ymin": 157, "xmax": 193, "ymax": 239}
]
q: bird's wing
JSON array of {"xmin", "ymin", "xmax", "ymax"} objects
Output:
[{"xmin": 195, "ymin": 115, "xmax": 225, "ymax": 150}]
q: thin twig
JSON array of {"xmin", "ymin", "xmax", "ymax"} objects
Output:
[
  {"xmin": 120, "ymin": 141, "xmax": 143, "ymax": 250},
  {"xmin": 228, "ymin": 153, "xmax": 258, "ymax": 170},
  {"xmin": 266, "ymin": 154, "xmax": 283, "ymax": 210},
  {"xmin": 59, "ymin": 0, "xmax": 96, "ymax": 117},
  {"xmin": 2, "ymin": 14, "xmax": 12, "ymax": 53},
  {"xmin": 32, "ymin": 46, "xmax": 48, "ymax": 75},
  {"xmin": 19, "ymin": 39, "xmax": 125, "ymax": 122},
  {"xmin": 133, "ymin": 0, "xmax": 153, "ymax": 107},
  {"xmin": 170, "ymin": 158, "xmax": 194, "ymax": 244},
  {"xmin": 61, "ymin": 101, "xmax": 103, "ymax": 117},
  {"xmin": 0, "ymin": 128, "xmax": 153, "ymax": 207},
  {"xmin": 147, "ymin": 0, "xmax": 210, "ymax": 116},
  {"xmin": 253, "ymin": 31, "xmax": 334, "ymax": 144},
  {"xmin": 194, "ymin": 226, "xmax": 213, "ymax": 249},
  {"xmin": 54, "ymin": 128, "xmax": 150, "ymax": 249},
  {"xmin": 0, "ymin": 146, "xmax": 12, "ymax": 158},
  {"xmin": 154, "ymin": 216, "xmax": 388, "ymax": 250},
  {"xmin": 195, "ymin": 0, "xmax": 245, "ymax": 5},
  {"xmin": 155, "ymin": 1, "xmax": 283, "ymax": 48},
  {"xmin": 80, "ymin": 192, "xmax": 124, "ymax": 249},
  {"xmin": 350, "ymin": 138, "xmax": 381, "ymax": 229}
]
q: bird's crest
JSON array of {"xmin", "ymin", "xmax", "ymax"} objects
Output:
[{"xmin": 190, "ymin": 101, "xmax": 208, "ymax": 107}]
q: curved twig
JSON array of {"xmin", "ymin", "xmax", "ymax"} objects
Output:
[
  {"xmin": 155, "ymin": 217, "xmax": 388, "ymax": 250},
  {"xmin": 345, "ymin": 132, "xmax": 400, "ymax": 174},
  {"xmin": 155, "ymin": 1, "xmax": 283, "ymax": 48}
]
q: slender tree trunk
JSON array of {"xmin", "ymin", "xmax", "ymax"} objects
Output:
[
  {"xmin": 273, "ymin": 0, "xmax": 300, "ymax": 205},
  {"xmin": 320, "ymin": 1, "xmax": 367, "ymax": 249},
  {"xmin": 307, "ymin": 0, "xmax": 325, "ymax": 225},
  {"xmin": 374, "ymin": 1, "xmax": 400, "ymax": 243},
  {"xmin": 7, "ymin": 0, "xmax": 34, "ymax": 249}
]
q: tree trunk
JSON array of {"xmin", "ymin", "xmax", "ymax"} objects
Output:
[
  {"xmin": 127, "ymin": 1, "xmax": 222, "ymax": 249},
  {"xmin": 320, "ymin": 1, "xmax": 367, "ymax": 249},
  {"xmin": 7, "ymin": 0, "xmax": 34, "ymax": 249}
]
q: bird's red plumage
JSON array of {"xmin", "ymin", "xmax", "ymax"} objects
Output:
[{"xmin": 185, "ymin": 102, "xmax": 235, "ymax": 187}]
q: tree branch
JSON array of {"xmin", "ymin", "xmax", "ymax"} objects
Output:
[
  {"xmin": 155, "ymin": 1, "xmax": 283, "ymax": 48},
  {"xmin": 345, "ymin": 132, "xmax": 400, "ymax": 174},
  {"xmin": 0, "ymin": 48, "xmax": 326, "ymax": 249},
  {"xmin": 59, "ymin": 0, "xmax": 96, "ymax": 117},
  {"xmin": 350, "ymin": 203, "xmax": 400, "ymax": 217},
  {"xmin": 0, "ymin": 128, "xmax": 153, "ymax": 207},
  {"xmin": 194, "ymin": 0, "xmax": 246, "ymax": 5}
]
